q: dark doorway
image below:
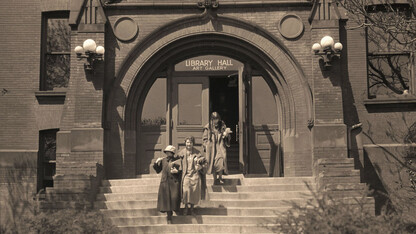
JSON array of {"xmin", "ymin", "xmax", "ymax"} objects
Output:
[{"xmin": 209, "ymin": 76, "xmax": 239, "ymax": 173}]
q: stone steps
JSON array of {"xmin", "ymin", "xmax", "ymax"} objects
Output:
[
  {"xmin": 100, "ymin": 207, "xmax": 293, "ymax": 217},
  {"xmin": 243, "ymin": 177, "xmax": 314, "ymax": 185},
  {"xmin": 99, "ymin": 183, "xmax": 313, "ymax": 194},
  {"xmin": 95, "ymin": 197, "xmax": 310, "ymax": 210},
  {"xmin": 95, "ymin": 173, "xmax": 376, "ymax": 233},
  {"xmin": 97, "ymin": 190, "xmax": 312, "ymax": 201},
  {"xmin": 104, "ymin": 175, "xmax": 313, "ymax": 185},
  {"xmin": 111, "ymin": 215, "xmax": 279, "ymax": 226},
  {"xmin": 102, "ymin": 176, "xmax": 243, "ymax": 187},
  {"xmin": 95, "ymin": 175, "xmax": 316, "ymax": 233},
  {"xmin": 117, "ymin": 224, "xmax": 279, "ymax": 233}
]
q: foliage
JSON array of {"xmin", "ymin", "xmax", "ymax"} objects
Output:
[
  {"xmin": 273, "ymin": 184, "xmax": 416, "ymax": 234},
  {"xmin": 22, "ymin": 209, "xmax": 118, "ymax": 234},
  {"xmin": 0, "ymin": 155, "xmax": 116, "ymax": 233},
  {"xmin": 141, "ymin": 116, "xmax": 167, "ymax": 127},
  {"xmin": 403, "ymin": 122, "xmax": 416, "ymax": 191},
  {"xmin": 45, "ymin": 17, "xmax": 70, "ymax": 90},
  {"xmin": 1, "ymin": 207, "xmax": 118, "ymax": 234},
  {"xmin": 0, "ymin": 156, "xmax": 37, "ymax": 233},
  {"xmin": 337, "ymin": 0, "xmax": 416, "ymax": 97},
  {"xmin": 338, "ymin": 0, "xmax": 416, "ymax": 48}
]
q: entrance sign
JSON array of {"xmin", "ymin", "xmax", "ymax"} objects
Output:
[{"xmin": 175, "ymin": 55, "xmax": 243, "ymax": 71}]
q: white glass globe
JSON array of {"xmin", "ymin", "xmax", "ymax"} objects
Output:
[
  {"xmin": 74, "ymin": 46, "xmax": 84, "ymax": 54},
  {"xmin": 334, "ymin": 42, "xmax": 343, "ymax": 51},
  {"xmin": 312, "ymin": 43, "xmax": 322, "ymax": 53},
  {"xmin": 320, "ymin": 36, "xmax": 334, "ymax": 50},
  {"xmin": 83, "ymin": 39, "xmax": 97, "ymax": 52},
  {"xmin": 96, "ymin": 46, "xmax": 105, "ymax": 55}
]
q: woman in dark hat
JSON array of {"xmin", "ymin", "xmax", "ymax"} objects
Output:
[
  {"xmin": 153, "ymin": 145, "xmax": 182, "ymax": 224},
  {"xmin": 202, "ymin": 112, "xmax": 232, "ymax": 184}
]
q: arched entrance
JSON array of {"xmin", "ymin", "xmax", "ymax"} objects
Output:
[
  {"xmin": 138, "ymin": 54, "xmax": 281, "ymax": 176},
  {"xmin": 105, "ymin": 16, "xmax": 313, "ymax": 179}
]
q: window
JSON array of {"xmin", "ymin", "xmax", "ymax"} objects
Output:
[
  {"xmin": 366, "ymin": 4, "xmax": 414, "ymax": 99},
  {"xmin": 178, "ymin": 83, "xmax": 202, "ymax": 125},
  {"xmin": 38, "ymin": 129, "xmax": 58, "ymax": 191},
  {"xmin": 141, "ymin": 78, "xmax": 167, "ymax": 127},
  {"xmin": 252, "ymin": 76, "xmax": 278, "ymax": 125},
  {"xmin": 40, "ymin": 12, "xmax": 70, "ymax": 91}
]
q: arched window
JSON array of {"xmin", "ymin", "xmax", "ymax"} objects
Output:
[{"xmin": 141, "ymin": 78, "xmax": 167, "ymax": 127}]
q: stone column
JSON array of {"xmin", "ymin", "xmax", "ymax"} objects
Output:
[{"xmin": 46, "ymin": 19, "xmax": 106, "ymax": 209}]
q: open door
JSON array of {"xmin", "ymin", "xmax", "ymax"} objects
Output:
[
  {"xmin": 238, "ymin": 65, "xmax": 249, "ymax": 174},
  {"xmin": 172, "ymin": 76, "xmax": 209, "ymax": 152}
]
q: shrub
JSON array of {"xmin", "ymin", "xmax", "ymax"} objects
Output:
[
  {"xmin": 22, "ymin": 209, "xmax": 118, "ymax": 234},
  {"xmin": 0, "ymin": 208, "xmax": 118, "ymax": 234},
  {"xmin": 274, "ymin": 184, "xmax": 416, "ymax": 234}
]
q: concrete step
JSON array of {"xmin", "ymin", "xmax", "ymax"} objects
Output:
[
  {"xmin": 99, "ymin": 183, "xmax": 315, "ymax": 194},
  {"xmin": 96, "ymin": 190, "xmax": 313, "ymax": 201},
  {"xmin": 95, "ymin": 200, "xmax": 158, "ymax": 209},
  {"xmin": 101, "ymin": 207, "xmax": 293, "ymax": 218},
  {"xmin": 95, "ymin": 198, "xmax": 311, "ymax": 210},
  {"xmin": 99, "ymin": 181, "xmax": 315, "ymax": 194},
  {"xmin": 46, "ymin": 192, "xmax": 88, "ymax": 201},
  {"xmin": 316, "ymin": 158, "xmax": 354, "ymax": 165},
  {"xmin": 208, "ymin": 184, "xmax": 314, "ymax": 192},
  {"xmin": 102, "ymin": 176, "xmax": 242, "ymax": 187},
  {"xmin": 208, "ymin": 191, "xmax": 313, "ymax": 200},
  {"xmin": 319, "ymin": 175, "xmax": 360, "ymax": 184},
  {"xmin": 97, "ymin": 192, "xmax": 158, "ymax": 201},
  {"xmin": 135, "ymin": 174, "xmax": 243, "ymax": 178},
  {"xmin": 318, "ymin": 165, "xmax": 356, "ymax": 172},
  {"xmin": 318, "ymin": 170, "xmax": 360, "ymax": 177},
  {"xmin": 116, "ymin": 223, "xmax": 279, "ymax": 233},
  {"xmin": 324, "ymin": 183, "xmax": 366, "ymax": 191},
  {"xmin": 110, "ymin": 215, "xmax": 279, "ymax": 226},
  {"xmin": 99, "ymin": 185, "xmax": 159, "ymax": 194},
  {"xmin": 326, "ymin": 189, "xmax": 367, "ymax": 198},
  {"xmin": 201, "ymin": 198, "xmax": 311, "ymax": 208},
  {"xmin": 243, "ymin": 177, "xmax": 314, "ymax": 185},
  {"xmin": 40, "ymin": 201, "xmax": 91, "ymax": 210},
  {"xmin": 45, "ymin": 187, "xmax": 87, "ymax": 194},
  {"xmin": 324, "ymin": 183, "xmax": 368, "ymax": 197}
]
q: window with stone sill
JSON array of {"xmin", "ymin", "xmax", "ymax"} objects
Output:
[
  {"xmin": 40, "ymin": 12, "xmax": 70, "ymax": 91},
  {"xmin": 366, "ymin": 4, "xmax": 415, "ymax": 99}
]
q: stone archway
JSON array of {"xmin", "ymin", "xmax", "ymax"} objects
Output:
[{"xmin": 105, "ymin": 14, "xmax": 313, "ymax": 179}]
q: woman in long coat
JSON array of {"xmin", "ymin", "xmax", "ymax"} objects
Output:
[
  {"xmin": 203, "ymin": 112, "xmax": 231, "ymax": 184},
  {"xmin": 178, "ymin": 136, "xmax": 207, "ymax": 215},
  {"xmin": 153, "ymin": 145, "xmax": 182, "ymax": 224}
]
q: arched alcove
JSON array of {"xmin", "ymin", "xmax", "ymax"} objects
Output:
[{"xmin": 105, "ymin": 15, "xmax": 313, "ymax": 178}]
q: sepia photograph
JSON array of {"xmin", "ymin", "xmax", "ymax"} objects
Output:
[{"xmin": 1, "ymin": 0, "xmax": 416, "ymax": 233}]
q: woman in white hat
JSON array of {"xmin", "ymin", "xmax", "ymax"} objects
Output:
[{"xmin": 153, "ymin": 145, "xmax": 182, "ymax": 224}]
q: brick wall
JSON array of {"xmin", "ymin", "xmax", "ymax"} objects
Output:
[
  {"xmin": 0, "ymin": 0, "xmax": 41, "ymax": 150},
  {"xmin": 1, "ymin": 1, "xmax": 414, "ymax": 200},
  {"xmin": 345, "ymin": 17, "xmax": 416, "ymax": 215},
  {"xmin": 0, "ymin": 0, "xmax": 76, "ymax": 212}
]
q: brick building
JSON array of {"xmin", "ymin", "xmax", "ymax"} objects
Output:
[{"xmin": 1, "ymin": 0, "xmax": 415, "ymax": 227}]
